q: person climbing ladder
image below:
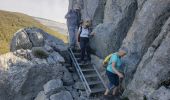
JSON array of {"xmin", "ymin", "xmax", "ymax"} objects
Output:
[
  {"xmin": 104, "ymin": 47, "xmax": 128, "ymax": 96},
  {"xmin": 77, "ymin": 20, "xmax": 94, "ymax": 64}
]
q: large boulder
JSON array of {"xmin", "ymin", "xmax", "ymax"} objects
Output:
[
  {"xmin": 123, "ymin": 17, "xmax": 170, "ymax": 100},
  {"xmin": 62, "ymin": 68, "xmax": 74, "ymax": 86},
  {"xmin": 0, "ymin": 52, "xmax": 66, "ymax": 100},
  {"xmin": 50, "ymin": 91, "xmax": 73, "ymax": 100},
  {"xmin": 24, "ymin": 27, "xmax": 44, "ymax": 47},
  {"xmin": 10, "ymin": 27, "xmax": 64, "ymax": 52},
  {"xmin": 90, "ymin": 0, "xmax": 137, "ymax": 58},
  {"xmin": 10, "ymin": 29, "xmax": 32, "ymax": 52},
  {"xmin": 121, "ymin": 0, "xmax": 170, "ymax": 86},
  {"xmin": 43, "ymin": 79, "xmax": 64, "ymax": 97}
]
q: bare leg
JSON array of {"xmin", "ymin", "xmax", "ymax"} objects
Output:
[
  {"xmin": 104, "ymin": 88, "xmax": 110, "ymax": 96},
  {"xmin": 112, "ymin": 87, "xmax": 118, "ymax": 96}
]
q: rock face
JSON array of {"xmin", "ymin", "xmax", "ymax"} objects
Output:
[
  {"xmin": 121, "ymin": 0, "xmax": 170, "ymax": 86},
  {"xmin": 90, "ymin": 0, "xmax": 137, "ymax": 58},
  {"xmin": 123, "ymin": 17, "xmax": 170, "ymax": 100},
  {"xmin": 69, "ymin": 0, "xmax": 170, "ymax": 99}
]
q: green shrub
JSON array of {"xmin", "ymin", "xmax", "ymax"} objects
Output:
[{"xmin": 32, "ymin": 47, "xmax": 49, "ymax": 59}]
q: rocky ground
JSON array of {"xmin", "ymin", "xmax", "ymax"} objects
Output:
[{"xmin": 0, "ymin": 27, "xmax": 91, "ymax": 100}]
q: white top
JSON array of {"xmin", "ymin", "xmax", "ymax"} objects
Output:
[{"xmin": 79, "ymin": 27, "xmax": 90, "ymax": 38}]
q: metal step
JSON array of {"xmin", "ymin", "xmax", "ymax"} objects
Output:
[
  {"xmin": 68, "ymin": 48, "xmax": 106, "ymax": 97},
  {"xmin": 88, "ymin": 81, "xmax": 102, "ymax": 85},
  {"xmin": 79, "ymin": 63, "xmax": 92, "ymax": 66},
  {"xmin": 91, "ymin": 88, "xmax": 105, "ymax": 94},
  {"xmin": 81, "ymin": 68, "xmax": 95, "ymax": 72},
  {"xmin": 85, "ymin": 74, "xmax": 98, "ymax": 78}
]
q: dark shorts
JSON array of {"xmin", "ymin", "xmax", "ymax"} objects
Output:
[{"xmin": 106, "ymin": 70, "xmax": 119, "ymax": 89}]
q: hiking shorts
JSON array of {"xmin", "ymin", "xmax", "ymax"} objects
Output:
[{"xmin": 106, "ymin": 70, "xmax": 119, "ymax": 90}]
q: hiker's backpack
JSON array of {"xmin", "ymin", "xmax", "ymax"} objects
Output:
[
  {"xmin": 78, "ymin": 26, "xmax": 91, "ymax": 42},
  {"xmin": 103, "ymin": 53, "xmax": 113, "ymax": 67},
  {"xmin": 78, "ymin": 26, "xmax": 82, "ymax": 42}
]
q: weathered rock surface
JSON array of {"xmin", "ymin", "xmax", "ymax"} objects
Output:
[
  {"xmin": 123, "ymin": 17, "xmax": 170, "ymax": 100},
  {"xmin": 43, "ymin": 79, "xmax": 63, "ymax": 97},
  {"xmin": 50, "ymin": 91, "xmax": 73, "ymax": 100},
  {"xmin": 10, "ymin": 29, "xmax": 32, "ymax": 52},
  {"xmin": 73, "ymin": 82, "xmax": 85, "ymax": 90},
  {"xmin": 10, "ymin": 27, "xmax": 64, "ymax": 52},
  {"xmin": 90, "ymin": 0, "xmax": 137, "ymax": 58},
  {"xmin": 35, "ymin": 91, "xmax": 49, "ymax": 100},
  {"xmin": 149, "ymin": 86, "xmax": 170, "ymax": 100},
  {"xmin": 121, "ymin": 0, "xmax": 170, "ymax": 86}
]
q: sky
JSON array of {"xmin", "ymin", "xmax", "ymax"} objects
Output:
[{"xmin": 0, "ymin": 0, "xmax": 69, "ymax": 23}]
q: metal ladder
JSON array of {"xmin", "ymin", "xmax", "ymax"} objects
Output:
[{"xmin": 68, "ymin": 48, "xmax": 107, "ymax": 97}]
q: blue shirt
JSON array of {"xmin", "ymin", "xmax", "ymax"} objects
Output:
[{"xmin": 106, "ymin": 53, "xmax": 122, "ymax": 74}]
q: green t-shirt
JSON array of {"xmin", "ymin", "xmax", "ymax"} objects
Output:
[{"xmin": 106, "ymin": 53, "xmax": 122, "ymax": 74}]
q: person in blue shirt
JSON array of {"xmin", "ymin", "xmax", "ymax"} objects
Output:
[{"xmin": 104, "ymin": 47, "xmax": 128, "ymax": 96}]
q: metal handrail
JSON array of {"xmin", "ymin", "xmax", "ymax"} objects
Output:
[
  {"xmin": 92, "ymin": 64, "xmax": 107, "ymax": 89},
  {"xmin": 68, "ymin": 48, "xmax": 92, "ymax": 94}
]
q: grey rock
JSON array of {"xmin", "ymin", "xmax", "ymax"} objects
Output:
[
  {"xmin": 70, "ymin": 90, "xmax": 80, "ymax": 99},
  {"xmin": 50, "ymin": 91, "xmax": 73, "ymax": 100},
  {"xmin": 62, "ymin": 69, "xmax": 74, "ymax": 86},
  {"xmin": 90, "ymin": 0, "xmax": 137, "ymax": 58},
  {"xmin": 43, "ymin": 79, "xmax": 63, "ymax": 97},
  {"xmin": 121, "ymin": 0, "xmax": 170, "ymax": 86},
  {"xmin": 64, "ymin": 86, "xmax": 73, "ymax": 91},
  {"xmin": 44, "ymin": 44, "xmax": 54, "ymax": 53},
  {"xmin": 72, "ymin": 73, "xmax": 79, "ymax": 81},
  {"xmin": 123, "ymin": 17, "xmax": 170, "ymax": 100},
  {"xmin": 50, "ymin": 52, "xmax": 65, "ymax": 63},
  {"xmin": 34, "ymin": 91, "xmax": 49, "ymax": 100},
  {"xmin": 32, "ymin": 58, "xmax": 48, "ymax": 65},
  {"xmin": 10, "ymin": 29, "xmax": 32, "ymax": 52},
  {"xmin": 149, "ymin": 87, "xmax": 170, "ymax": 100},
  {"xmin": 47, "ymin": 57, "xmax": 56, "ymax": 65},
  {"xmin": 25, "ymin": 28, "xmax": 44, "ymax": 47},
  {"xmin": 79, "ymin": 91, "xmax": 87, "ymax": 98},
  {"xmin": 73, "ymin": 82, "xmax": 85, "ymax": 90}
]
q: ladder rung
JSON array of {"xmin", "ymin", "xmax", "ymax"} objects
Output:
[
  {"xmin": 85, "ymin": 74, "xmax": 98, "ymax": 78},
  {"xmin": 91, "ymin": 88, "xmax": 105, "ymax": 94},
  {"xmin": 88, "ymin": 81, "xmax": 102, "ymax": 85},
  {"xmin": 79, "ymin": 63, "xmax": 92, "ymax": 66},
  {"xmin": 82, "ymin": 68, "xmax": 95, "ymax": 72},
  {"xmin": 73, "ymin": 53, "xmax": 81, "ymax": 55}
]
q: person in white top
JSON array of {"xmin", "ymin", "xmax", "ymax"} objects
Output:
[{"xmin": 77, "ymin": 20, "xmax": 95, "ymax": 64}]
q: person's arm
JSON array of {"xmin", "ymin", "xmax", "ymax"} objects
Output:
[{"xmin": 112, "ymin": 62, "xmax": 124, "ymax": 78}]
